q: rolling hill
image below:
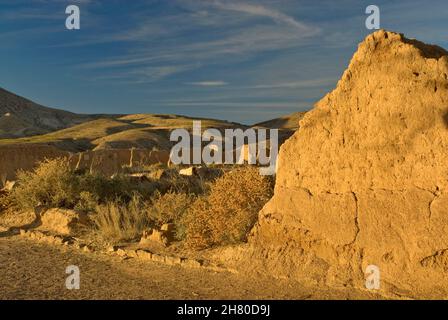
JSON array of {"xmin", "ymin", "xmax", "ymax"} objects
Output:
[
  {"xmin": 253, "ymin": 111, "xmax": 307, "ymax": 130},
  {"xmin": 0, "ymin": 112, "xmax": 247, "ymax": 152},
  {"xmin": 0, "ymin": 87, "xmax": 94, "ymax": 138},
  {"xmin": 0, "ymin": 87, "xmax": 306, "ymax": 152}
]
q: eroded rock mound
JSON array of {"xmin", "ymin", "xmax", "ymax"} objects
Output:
[
  {"xmin": 40, "ymin": 208, "xmax": 89, "ymax": 235},
  {"xmin": 248, "ymin": 30, "xmax": 448, "ymax": 298}
]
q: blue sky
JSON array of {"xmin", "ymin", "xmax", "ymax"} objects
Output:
[{"xmin": 1, "ymin": 0, "xmax": 447, "ymax": 124}]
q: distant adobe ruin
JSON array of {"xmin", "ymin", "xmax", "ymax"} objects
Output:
[{"xmin": 0, "ymin": 144, "xmax": 170, "ymax": 182}]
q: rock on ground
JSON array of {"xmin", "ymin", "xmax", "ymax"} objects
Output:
[{"xmin": 40, "ymin": 208, "xmax": 89, "ymax": 235}]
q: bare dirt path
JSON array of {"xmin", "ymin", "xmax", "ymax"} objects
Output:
[{"xmin": 0, "ymin": 236, "xmax": 384, "ymax": 300}]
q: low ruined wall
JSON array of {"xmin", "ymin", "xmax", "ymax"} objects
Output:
[
  {"xmin": 0, "ymin": 144, "xmax": 71, "ymax": 181},
  {"xmin": 72, "ymin": 148, "xmax": 170, "ymax": 176},
  {"xmin": 0, "ymin": 145, "xmax": 171, "ymax": 181}
]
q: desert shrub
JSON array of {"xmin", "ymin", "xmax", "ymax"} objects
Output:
[
  {"xmin": 92, "ymin": 191, "xmax": 195, "ymax": 242},
  {"xmin": 181, "ymin": 197, "xmax": 212, "ymax": 248},
  {"xmin": 11, "ymin": 158, "xmax": 80, "ymax": 210},
  {"xmin": 74, "ymin": 191, "xmax": 99, "ymax": 212},
  {"xmin": 134, "ymin": 163, "xmax": 215, "ymax": 196},
  {"xmin": 143, "ymin": 163, "xmax": 168, "ymax": 179},
  {"xmin": 182, "ymin": 166, "xmax": 274, "ymax": 249},
  {"xmin": 0, "ymin": 191, "xmax": 12, "ymax": 213},
  {"xmin": 10, "ymin": 158, "xmax": 156, "ymax": 211},
  {"xmin": 76, "ymin": 173, "xmax": 153, "ymax": 203},
  {"xmin": 0, "ymin": 173, "xmax": 7, "ymax": 189},
  {"xmin": 147, "ymin": 191, "xmax": 194, "ymax": 240},
  {"xmin": 92, "ymin": 195, "xmax": 149, "ymax": 242},
  {"xmin": 157, "ymin": 169, "xmax": 206, "ymax": 195}
]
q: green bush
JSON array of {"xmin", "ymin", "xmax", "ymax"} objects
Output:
[{"xmin": 12, "ymin": 158, "xmax": 79, "ymax": 210}]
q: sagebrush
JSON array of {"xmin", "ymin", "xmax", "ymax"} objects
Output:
[
  {"xmin": 183, "ymin": 166, "xmax": 274, "ymax": 249},
  {"xmin": 147, "ymin": 191, "xmax": 194, "ymax": 240}
]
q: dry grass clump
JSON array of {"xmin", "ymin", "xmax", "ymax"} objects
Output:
[
  {"xmin": 93, "ymin": 195, "xmax": 149, "ymax": 242},
  {"xmin": 183, "ymin": 166, "xmax": 274, "ymax": 249},
  {"xmin": 92, "ymin": 191, "xmax": 193, "ymax": 242}
]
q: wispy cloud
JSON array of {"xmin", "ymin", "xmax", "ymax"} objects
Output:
[
  {"xmin": 81, "ymin": 23, "xmax": 317, "ymax": 70},
  {"xmin": 185, "ymin": 81, "xmax": 228, "ymax": 87},
  {"xmin": 246, "ymin": 78, "xmax": 336, "ymax": 89},
  {"xmin": 156, "ymin": 101, "xmax": 309, "ymax": 109},
  {"xmin": 30, "ymin": 0, "xmax": 92, "ymax": 3},
  {"xmin": 77, "ymin": 0, "xmax": 319, "ymax": 76},
  {"xmin": 0, "ymin": 9, "xmax": 60, "ymax": 21},
  {"xmin": 210, "ymin": 0, "xmax": 313, "ymax": 31},
  {"xmin": 91, "ymin": 63, "xmax": 200, "ymax": 84},
  {"xmin": 131, "ymin": 64, "xmax": 199, "ymax": 83}
]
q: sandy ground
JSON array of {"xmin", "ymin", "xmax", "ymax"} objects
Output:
[{"xmin": 0, "ymin": 235, "xmax": 387, "ymax": 300}]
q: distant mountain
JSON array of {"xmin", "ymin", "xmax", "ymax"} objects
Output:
[
  {"xmin": 0, "ymin": 106, "xmax": 246, "ymax": 152},
  {"xmin": 0, "ymin": 86, "xmax": 304, "ymax": 150},
  {"xmin": 0, "ymin": 87, "xmax": 92, "ymax": 138},
  {"xmin": 253, "ymin": 111, "xmax": 307, "ymax": 130}
]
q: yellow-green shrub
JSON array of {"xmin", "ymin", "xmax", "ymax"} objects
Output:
[
  {"xmin": 183, "ymin": 166, "xmax": 274, "ymax": 249},
  {"xmin": 12, "ymin": 158, "xmax": 79, "ymax": 210},
  {"xmin": 0, "ymin": 191, "xmax": 12, "ymax": 213},
  {"xmin": 147, "ymin": 191, "xmax": 194, "ymax": 240}
]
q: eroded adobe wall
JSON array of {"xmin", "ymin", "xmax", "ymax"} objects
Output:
[
  {"xmin": 0, "ymin": 144, "xmax": 71, "ymax": 181},
  {"xmin": 244, "ymin": 30, "xmax": 448, "ymax": 298}
]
